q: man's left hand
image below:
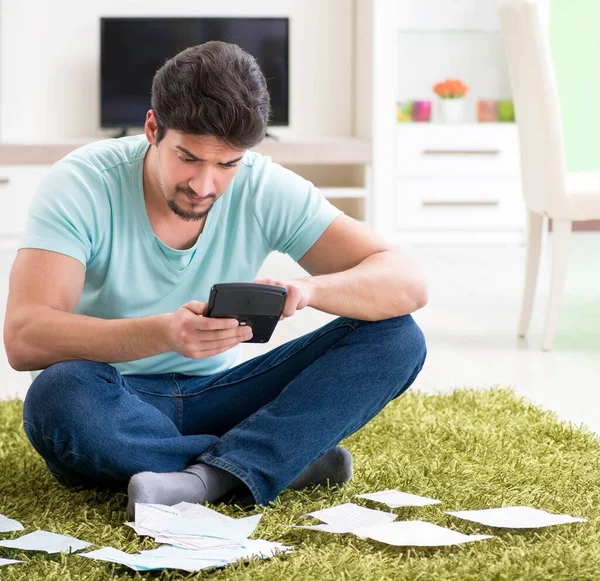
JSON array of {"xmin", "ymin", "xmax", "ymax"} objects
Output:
[{"xmin": 253, "ymin": 277, "xmax": 314, "ymax": 320}]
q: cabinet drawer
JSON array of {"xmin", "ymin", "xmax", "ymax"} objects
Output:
[
  {"xmin": 395, "ymin": 125, "xmax": 520, "ymax": 179},
  {"xmin": 395, "ymin": 179, "xmax": 526, "ymax": 231},
  {"xmin": 0, "ymin": 165, "xmax": 51, "ymax": 236}
]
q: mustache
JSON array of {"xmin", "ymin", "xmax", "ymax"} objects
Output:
[{"xmin": 176, "ymin": 186, "xmax": 216, "ymax": 199}]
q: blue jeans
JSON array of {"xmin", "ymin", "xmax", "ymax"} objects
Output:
[{"xmin": 22, "ymin": 315, "xmax": 426, "ymax": 506}]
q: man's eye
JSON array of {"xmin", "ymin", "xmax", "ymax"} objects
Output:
[
  {"xmin": 222, "ymin": 164, "xmax": 237, "ymax": 170},
  {"xmin": 177, "ymin": 156, "xmax": 195, "ymax": 163}
]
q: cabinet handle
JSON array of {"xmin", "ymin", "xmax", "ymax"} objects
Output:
[
  {"xmin": 0, "ymin": 178, "xmax": 9, "ymax": 185},
  {"xmin": 422, "ymin": 200, "xmax": 500, "ymax": 207},
  {"xmin": 422, "ymin": 149, "xmax": 500, "ymax": 156}
]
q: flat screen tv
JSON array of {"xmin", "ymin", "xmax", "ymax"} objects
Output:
[{"xmin": 100, "ymin": 17, "xmax": 289, "ymax": 130}]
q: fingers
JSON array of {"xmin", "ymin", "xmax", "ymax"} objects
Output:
[
  {"xmin": 183, "ymin": 300, "xmax": 207, "ymax": 316},
  {"xmin": 255, "ymin": 278, "xmax": 284, "ymax": 288},
  {"xmin": 183, "ymin": 301, "xmax": 239, "ymax": 330},
  {"xmin": 193, "ymin": 326, "xmax": 253, "ymax": 343},
  {"xmin": 188, "ymin": 330, "xmax": 253, "ymax": 359}
]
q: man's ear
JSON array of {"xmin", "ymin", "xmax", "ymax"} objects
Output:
[{"xmin": 144, "ymin": 110, "xmax": 159, "ymax": 145}]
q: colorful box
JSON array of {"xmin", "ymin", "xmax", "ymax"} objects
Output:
[{"xmin": 412, "ymin": 100, "xmax": 432, "ymax": 122}]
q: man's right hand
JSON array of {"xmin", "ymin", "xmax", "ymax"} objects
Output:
[{"xmin": 164, "ymin": 300, "xmax": 253, "ymax": 359}]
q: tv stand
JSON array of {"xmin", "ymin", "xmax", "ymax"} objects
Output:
[
  {"xmin": 113, "ymin": 128, "xmax": 128, "ymax": 139},
  {"xmin": 0, "ymin": 138, "xmax": 372, "ymax": 225}
]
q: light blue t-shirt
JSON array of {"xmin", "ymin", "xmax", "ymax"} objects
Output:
[{"xmin": 19, "ymin": 135, "xmax": 342, "ymax": 376}]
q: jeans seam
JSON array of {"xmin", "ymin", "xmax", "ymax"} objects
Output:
[
  {"xmin": 181, "ymin": 320, "xmax": 361, "ymax": 399},
  {"xmin": 172, "ymin": 376, "xmax": 184, "ymax": 433}
]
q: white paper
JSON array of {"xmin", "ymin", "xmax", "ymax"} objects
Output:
[
  {"xmin": 356, "ymin": 490, "xmax": 442, "ymax": 508},
  {"xmin": 134, "ymin": 556, "xmax": 226, "ymax": 573},
  {"xmin": 0, "ymin": 530, "xmax": 91, "ymax": 554},
  {"xmin": 80, "ymin": 539, "xmax": 292, "ymax": 573},
  {"xmin": 139, "ymin": 539, "xmax": 291, "ymax": 563},
  {"xmin": 295, "ymin": 523, "xmax": 356, "ymax": 534},
  {"xmin": 0, "ymin": 558, "xmax": 23, "ymax": 567},
  {"xmin": 445, "ymin": 506, "xmax": 588, "ymax": 529},
  {"xmin": 151, "ymin": 534, "xmax": 243, "ymax": 551},
  {"xmin": 79, "ymin": 547, "xmax": 223, "ymax": 573},
  {"xmin": 352, "ymin": 520, "xmax": 494, "ymax": 547},
  {"xmin": 0, "ymin": 514, "xmax": 24, "ymax": 533},
  {"xmin": 168, "ymin": 513, "xmax": 262, "ymax": 539},
  {"xmin": 134, "ymin": 503, "xmax": 262, "ymax": 540},
  {"xmin": 173, "ymin": 502, "xmax": 235, "ymax": 522},
  {"xmin": 114, "ymin": 503, "xmax": 290, "ymax": 572},
  {"xmin": 303, "ymin": 503, "xmax": 397, "ymax": 532}
]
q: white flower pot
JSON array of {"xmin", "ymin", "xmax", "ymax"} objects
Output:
[{"xmin": 439, "ymin": 99, "xmax": 464, "ymax": 123}]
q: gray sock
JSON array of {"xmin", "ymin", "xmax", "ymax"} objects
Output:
[
  {"xmin": 289, "ymin": 446, "xmax": 353, "ymax": 490},
  {"xmin": 127, "ymin": 463, "xmax": 239, "ymax": 521},
  {"xmin": 127, "ymin": 447, "xmax": 353, "ymax": 519}
]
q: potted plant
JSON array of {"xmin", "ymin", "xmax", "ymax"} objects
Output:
[{"xmin": 433, "ymin": 78, "xmax": 469, "ymax": 123}]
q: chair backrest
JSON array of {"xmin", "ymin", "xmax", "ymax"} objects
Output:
[{"xmin": 498, "ymin": 0, "xmax": 569, "ymax": 216}]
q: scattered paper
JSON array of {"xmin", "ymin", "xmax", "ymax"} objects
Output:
[
  {"xmin": 0, "ymin": 558, "xmax": 24, "ymax": 567},
  {"xmin": 79, "ymin": 547, "xmax": 225, "ymax": 573},
  {"xmin": 80, "ymin": 539, "xmax": 292, "ymax": 573},
  {"xmin": 0, "ymin": 530, "xmax": 91, "ymax": 553},
  {"xmin": 139, "ymin": 538, "xmax": 291, "ymax": 562},
  {"xmin": 352, "ymin": 520, "xmax": 493, "ymax": 547},
  {"xmin": 0, "ymin": 514, "xmax": 24, "ymax": 533},
  {"xmin": 132, "ymin": 503, "xmax": 262, "ymax": 540},
  {"xmin": 295, "ymin": 523, "xmax": 358, "ymax": 534},
  {"xmin": 174, "ymin": 502, "xmax": 236, "ymax": 521},
  {"xmin": 300, "ymin": 503, "xmax": 397, "ymax": 533},
  {"xmin": 107, "ymin": 502, "xmax": 292, "ymax": 572},
  {"xmin": 356, "ymin": 490, "xmax": 442, "ymax": 508},
  {"xmin": 152, "ymin": 534, "xmax": 242, "ymax": 551},
  {"xmin": 445, "ymin": 506, "xmax": 588, "ymax": 529}
]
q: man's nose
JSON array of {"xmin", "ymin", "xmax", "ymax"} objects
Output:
[{"xmin": 189, "ymin": 171, "xmax": 215, "ymax": 198}]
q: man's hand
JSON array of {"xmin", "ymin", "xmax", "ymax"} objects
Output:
[
  {"xmin": 164, "ymin": 301, "xmax": 253, "ymax": 359},
  {"xmin": 253, "ymin": 277, "xmax": 314, "ymax": 320}
]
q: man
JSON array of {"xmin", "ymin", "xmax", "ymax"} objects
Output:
[{"xmin": 3, "ymin": 41, "xmax": 427, "ymax": 520}]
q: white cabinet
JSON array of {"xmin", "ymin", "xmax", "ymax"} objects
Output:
[
  {"xmin": 0, "ymin": 165, "xmax": 51, "ymax": 243},
  {"xmin": 393, "ymin": 124, "xmax": 525, "ymax": 237},
  {"xmin": 395, "ymin": 179, "xmax": 524, "ymax": 231},
  {"xmin": 359, "ymin": 0, "xmax": 528, "ymax": 245},
  {"xmin": 395, "ymin": 124, "xmax": 520, "ymax": 179},
  {"xmin": 0, "ymin": 165, "xmax": 50, "ymax": 399}
]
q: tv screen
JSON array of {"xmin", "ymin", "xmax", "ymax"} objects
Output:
[{"xmin": 100, "ymin": 17, "xmax": 289, "ymax": 129}]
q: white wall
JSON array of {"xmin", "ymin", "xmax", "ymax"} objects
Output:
[{"xmin": 0, "ymin": 0, "xmax": 354, "ymax": 142}]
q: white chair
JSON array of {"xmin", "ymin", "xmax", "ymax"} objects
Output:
[{"xmin": 498, "ymin": 0, "xmax": 600, "ymax": 351}]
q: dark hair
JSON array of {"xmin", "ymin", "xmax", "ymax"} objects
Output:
[{"xmin": 151, "ymin": 41, "xmax": 271, "ymax": 149}]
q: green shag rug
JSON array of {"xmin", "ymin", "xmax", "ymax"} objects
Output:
[{"xmin": 0, "ymin": 387, "xmax": 599, "ymax": 581}]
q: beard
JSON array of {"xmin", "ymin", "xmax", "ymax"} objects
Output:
[{"xmin": 165, "ymin": 186, "xmax": 216, "ymax": 222}]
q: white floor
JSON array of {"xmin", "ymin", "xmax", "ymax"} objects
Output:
[{"xmin": 2, "ymin": 233, "xmax": 599, "ymax": 434}]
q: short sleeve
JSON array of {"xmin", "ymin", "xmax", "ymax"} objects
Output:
[
  {"xmin": 18, "ymin": 158, "xmax": 109, "ymax": 269},
  {"xmin": 250, "ymin": 157, "xmax": 343, "ymax": 261}
]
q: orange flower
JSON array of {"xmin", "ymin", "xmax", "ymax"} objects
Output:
[{"xmin": 433, "ymin": 78, "xmax": 468, "ymax": 99}]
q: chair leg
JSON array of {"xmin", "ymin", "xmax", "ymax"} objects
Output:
[
  {"xmin": 518, "ymin": 210, "xmax": 544, "ymax": 338},
  {"xmin": 542, "ymin": 218, "xmax": 572, "ymax": 351}
]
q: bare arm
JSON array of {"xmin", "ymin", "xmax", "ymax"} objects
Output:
[
  {"xmin": 301, "ymin": 248, "xmax": 428, "ymax": 321},
  {"xmin": 297, "ymin": 215, "xmax": 428, "ymax": 320},
  {"xmin": 3, "ymin": 249, "xmax": 250, "ymax": 372}
]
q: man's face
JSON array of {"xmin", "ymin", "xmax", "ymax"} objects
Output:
[{"xmin": 150, "ymin": 128, "xmax": 245, "ymax": 222}]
